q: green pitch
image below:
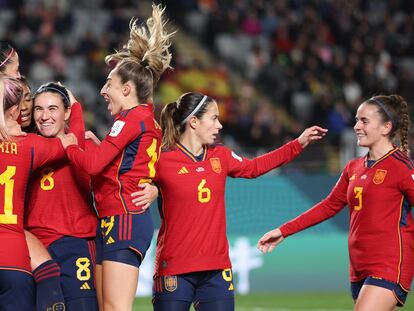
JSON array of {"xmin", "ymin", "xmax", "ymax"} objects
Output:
[{"xmin": 133, "ymin": 292, "xmax": 414, "ymax": 310}]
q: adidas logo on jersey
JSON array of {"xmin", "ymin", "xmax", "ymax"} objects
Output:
[
  {"xmin": 80, "ymin": 282, "xmax": 91, "ymax": 290},
  {"xmin": 178, "ymin": 167, "xmax": 189, "ymax": 174},
  {"xmin": 106, "ymin": 236, "xmax": 115, "ymax": 244}
]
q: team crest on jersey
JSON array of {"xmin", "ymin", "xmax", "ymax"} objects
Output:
[
  {"xmin": 109, "ymin": 120, "xmax": 125, "ymax": 137},
  {"xmin": 373, "ymin": 169, "xmax": 387, "ymax": 184},
  {"xmin": 164, "ymin": 276, "xmax": 177, "ymax": 292},
  {"xmin": 210, "ymin": 158, "xmax": 222, "ymax": 173}
]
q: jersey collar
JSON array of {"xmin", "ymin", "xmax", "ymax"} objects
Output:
[
  {"xmin": 176, "ymin": 143, "xmax": 207, "ymax": 162},
  {"xmin": 364, "ymin": 147, "xmax": 399, "ymax": 168}
]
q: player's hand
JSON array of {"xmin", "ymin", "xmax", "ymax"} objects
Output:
[
  {"xmin": 297, "ymin": 125, "xmax": 328, "ymax": 148},
  {"xmin": 58, "ymin": 132, "xmax": 78, "ymax": 149},
  {"xmin": 131, "ymin": 183, "xmax": 159, "ymax": 210},
  {"xmin": 257, "ymin": 228, "xmax": 284, "ymax": 253},
  {"xmin": 85, "ymin": 131, "xmax": 101, "ymax": 145},
  {"xmin": 57, "ymin": 82, "xmax": 77, "ymax": 106}
]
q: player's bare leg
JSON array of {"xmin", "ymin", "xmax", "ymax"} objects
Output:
[
  {"xmin": 25, "ymin": 230, "xmax": 52, "ymax": 269},
  {"xmin": 354, "ymin": 285, "xmax": 397, "ymax": 311},
  {"xmin": 102, "ymin": 260, "xmax": 139, "ymax": 311},
  {"xmin": 96, "ymin": 263, "xmax": 104, "ymax": 311}
]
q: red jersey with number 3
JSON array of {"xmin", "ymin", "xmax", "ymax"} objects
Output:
[
  {"xmin": 0, "ymin": 134, "xmax": 64, "ymax": 273},
  {"xmin": 280, "ymin": 148, "xmax": 414, "ymax": 290},
  {"xmin": 65, "ymin": 104, "xmax": 162, "ymax": 217},
  {"xmin": 154, "ymin": 139, "xmax": 303, "ymax": 277}
]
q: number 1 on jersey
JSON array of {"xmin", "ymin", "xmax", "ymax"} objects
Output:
[
  {"xmin": 146, "ymin": 139, "xmax": 158, "ymax": 178},
  {"xmin": 0, "ymin": 166, "xmax": 17, "ymax": 224}
]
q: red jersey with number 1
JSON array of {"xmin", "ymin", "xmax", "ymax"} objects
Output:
[
  {"xmin": 154, "ymin": 139, "xmax": 303, "ymax": 277},
  {"xmin": 65, "ymin": 104, "xmax": 161, "ymax": 217},
  {"xmin": 0, "ymin": 135, "xmax": 64, "ymax": 273},
  {"xmin": 280, "ymin": 148, "xmax": 414, "ymax": 290}
]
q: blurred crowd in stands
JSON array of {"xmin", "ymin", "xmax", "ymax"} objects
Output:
[{"xmin": 2, "ymin": 0, "xmax": 414, "ymax": 172}]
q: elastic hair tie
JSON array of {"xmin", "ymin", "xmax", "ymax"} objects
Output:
[
  {"xmin": 181, "ymin": 95, "xmax": 208, "ymax": 125},
  {"xmin": 0, "ymin": 49, "xmax": 14, "ymax": 68}
]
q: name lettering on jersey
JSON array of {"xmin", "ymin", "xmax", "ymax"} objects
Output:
[
  {"xmin": 210, "ymin": 158, "xmax": 222, "ymax": 174},
  {"xmin": 349, "ymin": 173, "xmax": 355, "ymax": 180},
  {"xmin": 196, "ymin": 167, "xmax": 205, "ymax": 172},
  {"xmin": 361, "ymin": 174, "xmax": 367, "ymax": 180},
  {"xmin": 373, "ymin": 169, "xmax": 387, "ymax": 184},
  {"xmin": 178, "ymin": 167, "xmax": 189, "ymax": 174},
  {"xmin": 231, "ymin": 151, "xmax": 242, "ymax": 162},
  {"xmin": 109, "ymin": 120, "xmax": 126, "ymax": 137},
  {"xmin": 164, "ymin": 276, "xmax": 177, "ymax": 292},
  {"xmin": 0, "ymin": 142, "xmax": 17, "ymax": 155}
]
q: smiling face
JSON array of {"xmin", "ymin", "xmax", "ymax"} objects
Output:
[
  {"xmin": 33, "ymin": 92, "xmax": 70, "ymax": 137},
  {"xmin": 354, "ymin": 102, "xmax": 392, "ymax": 148},
  {"xmin": 100, "ymin": 68, "xmax": 125, "ymax": 116},
  {"xmin": 193, "ymin": 101, "xmax": 223, "ymax": 145},
  {"xmin": 19, "ymin": 83, "xmax": 32, "ymax": 128}
]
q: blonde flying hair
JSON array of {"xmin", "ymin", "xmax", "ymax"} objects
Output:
[{"xmin": 105, "ymin": 4, "xmax": 175, "ymax": 102}]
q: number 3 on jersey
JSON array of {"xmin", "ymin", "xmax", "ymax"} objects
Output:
[
  {"xmin": 0, "ymin": 166, "xmax": 17, "ymax": 224},
  {"xmin": 353, "ymin": 186, "xmax": 363, "ymax": 211},
  {"xmin": 198, "ymin": 179, "xmax": 211, "ymax": 203}
]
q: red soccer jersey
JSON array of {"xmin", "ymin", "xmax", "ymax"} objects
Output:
[
  {"xmin": 25, "ymin": 140, "xmax": 97, "ymax": 247},
  {"xmin": 0, "ymin": 134, "xmax": 64, "ymax": 273},
  {"xmin": 154, "ymin": 139, "xmax": 303, "ymax": 277},
  {"xmin": 25, "ymin": 102, "xmax": 97, "ymax": 247},
  {"xmin": 280, "ymin": 148, "xmax": 414, "ymax": 290},
  {"xmin": 65, "ymin": 104, "xmax": 162, "ymax": 217}
]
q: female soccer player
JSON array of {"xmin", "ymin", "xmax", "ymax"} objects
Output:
[
  {"xmin": 0, "ymin": 41, "xmax": 20, "ymax": 79},
  {"xmin": 258, "ymin": 95, "xmax": 414, "ymax": 310},
  {"xmin": 0, "ymin": 42, "xmax": 66, "ymax": 310},
  {"xmin": 25, "ymin": 82, "xmax": 99, "ymax": 310},
  {"xmin": 59, "ymin": 4, "xmax": 173, "ymax": 310},
  {"xmin": 19, "ymin": 76, "xmax": 35, "ymax": 132},
  {"xmin": 0, "ymin": 76, "xmax": 66, "ymax": 310},
  {"xmin": 150, "ymin": 92, "xmax": 327, "ymax": 311}
]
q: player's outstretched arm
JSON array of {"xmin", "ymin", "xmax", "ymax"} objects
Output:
[
  {"xmin": 257, "ymin": 228, "xmax": 285, "ymax": 253},
  {"xmin": 297, "ymin": 125, "xmax": 328, "ymax": 148}
]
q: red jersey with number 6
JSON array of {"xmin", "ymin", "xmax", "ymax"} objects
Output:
[
  {"xmin": 65, "ymin": 104, "xmax": 162, "ymax": 217},
  {"xmin": 154, "ymin": 139, "xmax": 303, "ymax": 277},
  {"xmin": 280, "ymin": 148, "xmax": 414, "ymax": 290},
  {"xmin": 0, "ymin": 134, "xmax": 64, "ymax": 273}
]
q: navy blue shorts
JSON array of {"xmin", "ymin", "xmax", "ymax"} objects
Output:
[
  {"xmin": 96, "ymin": 211, "xmax": 153, "ymax": 268},
  {"xmin": 48, "ymin": 236, "xmax": 97, "ymax": 302},
  {"xmin": 351, "ymin": 276, "xmax": 408, "ymax": 306},
  {"xmin": 153, "ymin": 269, "xmax": 235, "ymax": 304},
  {"xmin": 0, "ymin": 269, "xmax": 35, "ymax": 310}
]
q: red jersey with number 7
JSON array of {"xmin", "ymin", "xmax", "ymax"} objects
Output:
[
  {"xmin": 154, "ymin": 139, "xmax": 303, "ymax": 277},
  {"xmin": 65, "ymin": 104, "xmax": 161, "ymax": 217},
  {"xmin": 0, "ymin": 134, "xmax": 64, "ymax": 273},
  {"xmin": 280, "ymin": 148, "xmax": 414, "ymax": 290}
]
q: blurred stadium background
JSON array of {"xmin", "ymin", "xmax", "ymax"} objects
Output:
[{"xmin": 2, "ymin": 0, "xmax": 414, "ymax": 309}]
